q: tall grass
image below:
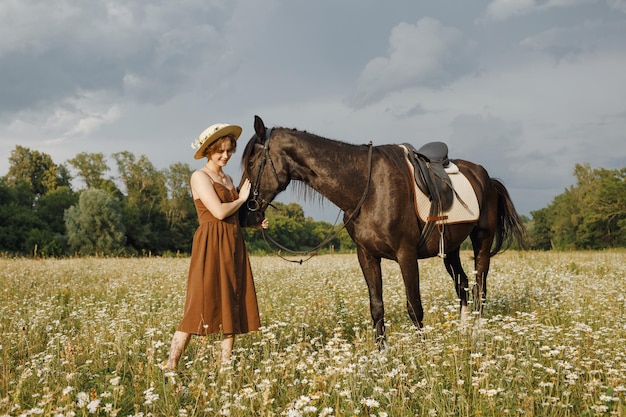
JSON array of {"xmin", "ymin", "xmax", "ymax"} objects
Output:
[{"xmin": 1, "ymin": 251, "xmax": 625, "ymax": 416}]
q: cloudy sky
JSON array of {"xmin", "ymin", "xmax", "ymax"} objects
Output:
[{"xmin": 1, "ymin": 0, "xmax": 625, "ymax": 221}]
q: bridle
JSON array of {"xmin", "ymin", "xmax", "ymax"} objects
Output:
[
  {"xmin": 247, "ymin": 127, "xmax": 279, "ymax": 213},
  {"xmin": 246, "ymin": 128, "xmax": 374, "ymax": 264}
]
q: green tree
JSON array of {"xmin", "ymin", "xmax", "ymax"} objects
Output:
[
  {"xmin": 65, "ymin": 189, "xmax": 126, "ymax": 255},
  {"xmin": 528, "ymin": 208, "xmax": 553, "ymax": 250},
  {"xmin": 261, "ymin": 202, "xmax": 307, "ymax": 250},
  {"xmin": 67, "ymin": 152, "xmax": 110, "ymax": 188},
  {"xmin": 29, "ymin": 186, "xmax": 79, "ymax": 256},
  {"xmin": 575, "ymin": 164, "xmax": 626, "ymax": 248},
  {"xmin": 4, "ymin": 145, "xmax": 71, "ymax": 199},
  {"xmin": 548, "ymin": 189, "xmax": 582, "ymax": 250},
  {"xmin": 67, "ymin": 151, "xmax": 123, "ymax": 199},
  {"xmin": 35, "ymin": 186, "xmax": 78, "ymax": 235},
  {"xmin": 162, "ymin": 162, "xmax": 196, "ymax": 252},
  {"xmin": 530, "ymin": 163, "xmax": 626, "ymax": 250},
  {"xmin": 0, "ymin": 179, "xmax": 41, "ymax": 254},
  {"xmin": 303, "ymin": 220, "xmax": 340, "ymax": 249},
  {"xmin": 112, "ymin": 151, "xmax": 169, "ymax": 253}
]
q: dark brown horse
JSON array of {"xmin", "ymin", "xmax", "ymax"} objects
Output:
[{"xmin": 241, "ymin": 115, "xmax": 526, "ymax": 346}]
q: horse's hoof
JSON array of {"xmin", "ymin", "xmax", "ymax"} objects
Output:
[
  {"xmin": 460, "ymin": 305, "xmax": 470, "ymax": 324},
  {"xmin": 377, "ymin": 338, "xmax": 388, "ymax": 352}
]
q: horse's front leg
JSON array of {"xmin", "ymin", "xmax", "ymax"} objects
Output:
[
  {"xmin": 398, "ymin": 252, "xmax": 423, "ymax": 330},
  {"xmin": 356, "ymin": 247, "xmax": 386, "ymax": 350}
]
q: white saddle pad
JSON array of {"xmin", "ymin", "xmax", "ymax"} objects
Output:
[{"xmin": 400, "ymin": 145, "xmax": 480, "ymax": 224}]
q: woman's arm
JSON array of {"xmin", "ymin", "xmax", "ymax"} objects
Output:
[{"xmin": 191, "ymin": 171, "xmax": 251, "ymax": 220}]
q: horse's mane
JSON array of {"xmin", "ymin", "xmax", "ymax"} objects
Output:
[{"xmin": 291, "ymin": 180, "xmax": 328, "ymax": 207}]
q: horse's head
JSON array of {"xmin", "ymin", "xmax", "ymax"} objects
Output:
[{"xmin": 240, "ymin": 115, "xmax": 291, "ymax": 215}]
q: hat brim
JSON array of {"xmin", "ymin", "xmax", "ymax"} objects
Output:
[{"xmin": 194, "ymin": 125, "xmax": 242, "ymax": 159}]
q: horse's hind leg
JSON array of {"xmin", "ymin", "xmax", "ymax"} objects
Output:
[
  {"xmin": 356, "ymin": 247, "xmax": 386, "ymax": 349},
  {"xmin": 470, "ymin": 230, "xmax": 494, "ymax": 313},
  {"xmin": 443, "ymin": 247, "xmax": 470, "ymax": 322}
]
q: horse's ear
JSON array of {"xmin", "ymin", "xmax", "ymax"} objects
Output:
[{"xmin": 254, "ymin": 115, "xmax": 266, "ymax": 143}]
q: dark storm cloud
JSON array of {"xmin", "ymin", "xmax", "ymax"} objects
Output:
[
  {"xmin": 0, "ymin": 0, "xmax": 625, "ymax": 221},
  {"xmin": 0, "ymin": 1, "xmax": 230, "ymax": 115}
]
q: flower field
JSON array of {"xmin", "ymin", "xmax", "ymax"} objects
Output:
[{"xmin": 1, "ymin": 251, "xmax": 625, "ymax": 416}]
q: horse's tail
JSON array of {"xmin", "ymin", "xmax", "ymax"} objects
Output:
[{"xmin": 490, "ymin": 178, "xmax": 528, "ymax": 256}]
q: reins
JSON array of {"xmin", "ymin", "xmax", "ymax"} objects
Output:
[{"xmin": 249, "ymin": 135, "xmax": 374, "ymax": 264}]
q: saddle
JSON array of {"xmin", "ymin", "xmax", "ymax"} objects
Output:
[{"xmin": 403, "ymin": 141, "xmax": 454, "ymax": 214}]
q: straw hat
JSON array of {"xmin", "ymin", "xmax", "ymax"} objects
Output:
[{"xmin": 191, "ymin": 123, "xmax": 242, "ymax": 159}]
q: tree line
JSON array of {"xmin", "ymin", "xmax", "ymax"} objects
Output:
[
  {"xmin": 527, "ymin": 163, "xmax": 626, "ymax": 250},
  {"xmin": 1, "ymin": 145, "xmax": 624, "ymax": 256},
  {"xmin": 0, "ymin": 145, "xmax": 354, "ymax": 257}
]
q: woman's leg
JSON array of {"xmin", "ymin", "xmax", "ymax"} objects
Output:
[
  {"xmin": 167, "ymin": 331, "xmax": 191, "ymax": 369},
  {"xmin": 221, "ymin": 334, "xmax": 235, "ymax": 363}
]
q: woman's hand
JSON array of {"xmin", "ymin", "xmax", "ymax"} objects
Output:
[
  {"xmin": 238, "ymin": 178, "xmax": 252, "ymax": 201},
  {"xmin": 260, "ymin": 218, "xmax": 269, "ymax": 229}
]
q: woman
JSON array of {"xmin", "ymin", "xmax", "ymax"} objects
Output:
[{"xmin": 166, "ymin": 123, "xmax": 268, "ymax": 369}]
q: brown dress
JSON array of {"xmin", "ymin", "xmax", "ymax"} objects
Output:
[{"xmin": 177, "ymin": 182, "xmax": 261, "ymax": 335}]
